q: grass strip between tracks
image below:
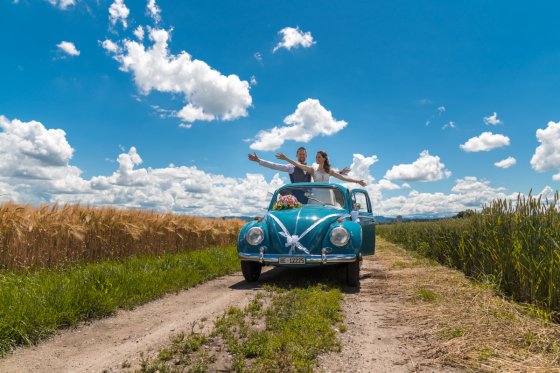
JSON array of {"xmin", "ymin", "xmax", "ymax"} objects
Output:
[
  {"xmin": 0, "ymin": 246, "xmax": 240, "ymax": 356},
  {"xmin": 138, "ymin": 284, "xmax": 344, "ymax": 372}
]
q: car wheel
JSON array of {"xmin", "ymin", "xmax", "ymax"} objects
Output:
[
  {"xmin": 241, "ymin": 261, "xmax": 262, "ymax": 282},
  {"xmin": 346, "ymin": 259, "xmax": 360, "ymax": 287}
]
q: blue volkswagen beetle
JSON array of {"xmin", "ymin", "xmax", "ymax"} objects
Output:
[{"xmin": 237, "ymin": 182, "xmax": 375, "ymax": 287}]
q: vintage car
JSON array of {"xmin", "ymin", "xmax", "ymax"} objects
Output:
[{"xmin": 237, "ymin": 182, "xmax": 375, "ymax": 287}]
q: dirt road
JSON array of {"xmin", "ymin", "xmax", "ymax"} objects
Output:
[{"xmin": 0, "ymin": 247, "xmax": 456, "ymax": 373}]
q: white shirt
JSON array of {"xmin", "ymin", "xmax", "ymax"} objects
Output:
[{"xmin": 259, "ymin": 159, "xmax": 300, "ymax": 174}]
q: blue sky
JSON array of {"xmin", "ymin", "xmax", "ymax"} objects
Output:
[{"xmin": 1, "ymin": 0, "xmax": 559, "ymax": 216}]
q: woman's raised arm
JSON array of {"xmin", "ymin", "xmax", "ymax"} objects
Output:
[
  {"xmin": 276, "ymin": 153, "xmax": 314, "ymax": 174},
  {"xmin": 329, "ymin": 170, "xmax": 366, "ymax": 187}
]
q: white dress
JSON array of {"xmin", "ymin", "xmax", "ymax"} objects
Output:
[
  {"xmin": 309, "ymin": 164, "xmax": 334, "ymax": 205},
  {"xmin": 311, "ymin": 164, "xmax": 330, "ymax": 182}
]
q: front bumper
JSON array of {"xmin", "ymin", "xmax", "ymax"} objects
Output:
[{"xmin": 238, "ymin": 251, "xmax": 357, "ymax": 265}]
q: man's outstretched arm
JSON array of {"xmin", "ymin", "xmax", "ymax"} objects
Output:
[{"xmin": 248, "ymin": 152, "xmax": 295, "ymax": 173}]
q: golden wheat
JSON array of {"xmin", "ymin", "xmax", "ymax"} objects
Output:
[{"xmin": 0, "ymin": 202, "xmax": 245, "ymax": 270}]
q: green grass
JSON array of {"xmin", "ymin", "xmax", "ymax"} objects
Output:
[
  {"xmin": 140, "ymin": 284, "xmax": 344, "ymax": 372},
  {"xmin": 415, "ymin": 287, "xmax": 441, "ymax": 302},
  {"xmin": 0, "ymin": 246, "xmax": 240, "ymax": 356}
]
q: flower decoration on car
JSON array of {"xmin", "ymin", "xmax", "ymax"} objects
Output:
[{"xmin": 273, "ymin": 194, "xmax": 302, "ymax": 210}]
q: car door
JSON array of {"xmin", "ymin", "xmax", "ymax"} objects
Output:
[{"xmin": 351, "ymin": 190, "xmax": 375, "ymax": 255}]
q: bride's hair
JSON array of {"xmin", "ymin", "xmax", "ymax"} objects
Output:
[{"xmin": 318, "ymin": 150, "xmax": 331, "ymax": 174}]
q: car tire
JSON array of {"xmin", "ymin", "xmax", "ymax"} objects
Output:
[
  {"xmin": 241, "ymin": 261, "xmax": 262, "ymax": 282},
  {"xmin": 346, "ymin": 259, "xmax": 360, "ymax": 287}
]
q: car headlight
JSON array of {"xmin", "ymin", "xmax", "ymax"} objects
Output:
[
  {"xmin": 330, "ymin": 226, "xmax": 349, "ymax": 247},
  {"xmin": 245, "ymin": 226, "xmax": 264, "ymax": 246}
]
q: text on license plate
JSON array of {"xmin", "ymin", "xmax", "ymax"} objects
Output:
[{"xmin": 279, "ymin": 256, "xmax": 306, "ymax": 264}]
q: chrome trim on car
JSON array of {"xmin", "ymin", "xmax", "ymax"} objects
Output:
[{"xmin": 238, "ymin": 252, "xmax": 357, "ymax": 264}]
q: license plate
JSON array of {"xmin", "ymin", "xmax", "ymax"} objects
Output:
[{"xmin": 279, "ymin": 256, "xmax": 306, "ymax": 264}]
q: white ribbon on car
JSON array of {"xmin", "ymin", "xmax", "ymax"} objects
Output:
[{"xmin": 267, "ymin": 212, "xmax": 351, "ymax": 255}]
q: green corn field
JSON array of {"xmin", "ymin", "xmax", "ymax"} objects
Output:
[{"xmin": 377, "ymin": 191, "xmax": 560, "ymax": 312}]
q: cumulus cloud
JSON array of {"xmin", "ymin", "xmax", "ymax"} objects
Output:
[
  {"xmin": 101, "ymin": 39, "xmax": 121, "ymax": 53},
  {"xmin": 133, "ymin": 26, "xmax": 145, "ymax": 41},
  {"xmin": 530, "ymin": 121, "xmax": 560, "ymax": 177},
  {"xmin": 0, "ymin": 115, "xmax": 286, "ymax": 216},
  {"xmin": 378, "ymin": 176, "xmax": 515, "ymax": 216},
  {"xmin": 57, "ymin": 41, "xmax": 80, "ymax": 56},
  {"xmin": 105, "ymin": 28, "xmax": 252, "ymax": 124},
  {"xmin": 109, "ymin": 0, "xmax": 130, "ymax": 29},
  {"xmin": 494, "ymin": 156, "xmax": 516, "ymax": 169},
  {"xmin": 4, "ymin": 115, "xmax": 554, "ymax": 218},
  {"xmin": 273, "ymin": 27, "xmax": 315, "ymax": 52},
  {"xmin": 438, "ymin": 106, "xmax": 446, "ymax": 113},
  {"xmin": 384, "ymin": 150, "xmax": 451, "ymax": 182},
  {"xmin": 378, "ymin": 179, "xmax": 401, "ymax": 190},
  {"xmin": 47, "ymin": 0, "xmax": 76, "ymax": 9},
  {"xmin": 460, "ymin": 132, "xmax": 510, "ymax": 152},
  {"xmin": 250, "ymin": 99, "xmax": 347, "ymax": 151},
  {"xmin": 0, "ymin": 116, "xmax": 85, "ymax": 203},
  {"xmin": 147, "ymin": 0, "xmax": 161, "ymax": 23},
  {"xmin": 484, "ymin": 112, "xmax": 502, "ymax": 125}
]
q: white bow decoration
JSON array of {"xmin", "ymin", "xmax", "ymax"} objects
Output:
[{"xmin": 268, "ymin": 212, "xmax": 351, "ymax": 255}]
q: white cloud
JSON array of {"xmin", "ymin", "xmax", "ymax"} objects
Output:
[
  {"xmin": 0, "ymin": 116, "xmax": 85, "ymax": 203},
  {"xmin": 147, "ymin": 0, "xmax": 161, "ymax": 24},
  {"xmin": 530, "ymin": 121, "xmax": 560, "ymax": 178},
  {"xmin": 438, "ymin": 106, "xmax": 446, "ymax": 113},
  {"xmin": 494, "ymin": 156, "xmax": 516, "ymax": 169},
  {"xmin": 378, "ymin": 176, "xmax": 513, "ymax": 216},
  {"xmin": 133, "ymin": 26, "xmax": 145, "ymax": 41},
  {"xmin": 442, "ymin": 121, "xmax": 456, "ymax": 130},
  {"xmin": 254, "ymin": 52, "xmax": 263, "ymax": 62},
  {"xmin": 47, "ymin": 0, "xmax": 76, "ymax": 9},
  {"xmin": 273, "ymin": 27, "xmax": 316, "ymax": 52},
  {"xmin": 105, "ymin": 28, "xmax": 252, "ymax": 124},
  {"xmin": 483, "ymin": 112, "xmax": 502, "ymax": 126},
  {"xmin": 0, "ymin": 116, "xmax": 285, "ymax": 216},
  {"xmin": 250, "ymin": 99, "xmax": 347, "ymax": 151},
  {"xmin": 384, "ymin": 150, "xmax": 451, "ymax": 182},
  {"xmin": 109, "ymin": 0, "xmax": 130, "ymax": 29},
  {"xmin": 553, "ymin": 173, "xmax": 560, "ymax": 181},
  {"xmin": 250, "ymin": 75, "xmax": 257, "ymax": 86},
  {"xmin": 346, "ymin": 154, "xmax": 378, "ymax": 185},
  {"xmin": 378, "ymin": 179, "xmax": 401, "ymax": 190},
  {"xmin": 460, "ymin": 132, "xmax": 510, "ymax": 152},
  {"xmin": 57, "ymin": 41, "xmax": 80, "ymax": 56},
  {"xmin": 101, "ymin": 39, "xmax": 121, "ymax": 53}
]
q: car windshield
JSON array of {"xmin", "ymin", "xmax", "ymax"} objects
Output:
[{"xmin": 274, "ymin": 186, "xmax": 346, "ymax": 209}]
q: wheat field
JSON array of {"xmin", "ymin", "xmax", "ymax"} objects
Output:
[{"xmin": 0, "ymin": 203, "xmax": 245, "ymax": 270}]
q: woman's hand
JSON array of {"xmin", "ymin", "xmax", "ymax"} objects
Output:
[
  {"xmin": 276, "ymin": 152, "xmax": 288, "ymax": 161},
  {"xmin": 359, "ymin": 180, "xmax": 366, "ymax": 187}
]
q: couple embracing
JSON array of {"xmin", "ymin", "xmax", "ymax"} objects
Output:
[{"xmin": 248, "ymin": 147, "xmax": 366, "ymax": 187}]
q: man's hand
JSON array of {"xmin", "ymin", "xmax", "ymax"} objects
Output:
[
  {"xmin": 248, "ymin": 152, "xmax": 260, "ymax": 162},
  {"xmin": 340, "ymin": 166, "xmax": 350, "ymax": 175},
  {"xmin": 276, "ymin": 152, "xmax": 288, "ymax": 161},
  {"xmin": 358, "ymin": 180, "xmax": 366, "ymax": 187}
]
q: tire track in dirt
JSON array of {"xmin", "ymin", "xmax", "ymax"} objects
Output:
[
  {"xmin": 0, "ymin": 269, "xmax": 280, "ymax": 373},
  {"xmin": 318, "ymin": 248, "xmax": 463, "ymax": 373}
]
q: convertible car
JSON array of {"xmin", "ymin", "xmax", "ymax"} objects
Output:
[{"xmin": 237, "ymin": 182, "xmax": 375, "ymax": 287}]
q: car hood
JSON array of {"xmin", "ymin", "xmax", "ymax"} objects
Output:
[{"xmin": 265, "ymin": 206, "xmax": 348, "ymax": 254}]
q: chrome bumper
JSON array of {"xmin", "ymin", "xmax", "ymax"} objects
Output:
[{"xmin": 238, "ymin": 251, "xmax": 357, "ymax": 265}]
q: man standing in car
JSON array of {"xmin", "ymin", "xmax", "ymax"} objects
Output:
[{"xmin": 248, "ymin": 147, "xmax": 349, "ymax": 182}]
